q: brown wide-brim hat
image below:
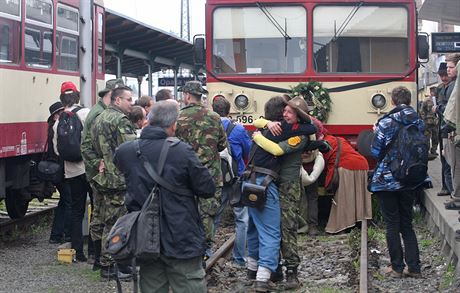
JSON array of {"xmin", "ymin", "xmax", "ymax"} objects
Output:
[{"xmin": 285, "ymin": 96, "xmax": 311, "ymax": 123}]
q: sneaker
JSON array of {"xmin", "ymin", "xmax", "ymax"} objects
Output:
[
  {"xmin": 428, "ymin": 153, "xmax": 437, "ymax": 161},
  {"xmin": 437, "ymin": 189, "xmax": 451, "ymax": 196},
  {"xmin": 383, "ymin": 266, "xmax": 402, "ymax": 278},
  {"xmin": 403, "ymin": 268, "xmax": 422, "ymax": 278},
  {"xmin": 254, "ymin": 280, "xmax": 277, "ymax": 292}
]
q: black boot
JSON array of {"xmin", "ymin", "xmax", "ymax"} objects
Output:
[
  {"xmin": 283, "ymin": 267, "xmax": 300, "ymax": 290},
  {"xmin": 92, "ymin": 240, "xmax": 102, "ymax": 271},
  {"xmin": 100, "ymin": 265, "xmax": 117, "ymax": 280},
  {"xmin": 270, "ymin": 264, "xmax": 284, "ymax": 283}
]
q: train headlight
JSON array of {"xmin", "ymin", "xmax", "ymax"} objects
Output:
[
  {"xmin": 371, "ymin": 94, "xmax": 386, "ymax": 109},
  {"xmin": 234, "ymin": 94, "xmax": 249, "ymax": 110}
]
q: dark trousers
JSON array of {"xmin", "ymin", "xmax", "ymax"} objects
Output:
[
  {"xmin": 67, "ymin": 174, "xmax": 90, "ymax": 256},
  {"xmin": 50, "ymin": 181, "xmax": 72, "ymax": 241},
  {"xmin": 376, "ymin": 191, "xmax": 421, "ymax": 273},
  {"xmin": 441, "ymin": 154, "xmax": 454, "ymax": 193}
]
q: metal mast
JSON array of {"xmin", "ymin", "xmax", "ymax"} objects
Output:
[{"xmin": 180, "ymin": 0, "xmax": 190, "ymax": 41}]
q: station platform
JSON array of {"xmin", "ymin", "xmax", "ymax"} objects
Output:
[{"xmin": 423, "ymin": 156, "xmax": 460, "ymax": 277}]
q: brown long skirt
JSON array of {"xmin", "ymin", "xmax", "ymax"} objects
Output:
[{"xmin": 325, "ymin": 168, "xmax": 372, "ymax": 234}]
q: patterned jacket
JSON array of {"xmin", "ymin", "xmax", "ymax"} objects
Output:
[
  {"xmin": 176, "ymin": 103, "xmax": 227, "ymax": 187},
  {"xmin": 369, "ymin": 105, "xmax": 425, "ymax": 192},
  {"xmin": 90, "ymin": 105, "xmax": 137, "ymax": 191},
  {"xmin": 81, "ymin": 98, "xmax": 107, "ymax": 182}
]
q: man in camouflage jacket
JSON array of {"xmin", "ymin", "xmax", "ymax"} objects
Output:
[
  {"xmin": 81, "ymin": 78, "xmax": 124, "ymax": 271},
  {"xmin": 176, "ymin": 81, "xmax": 227, "ymax": 257},
  {"xmin": 89, "ymin": 86, "xmax": 137, "ymax": 279}
]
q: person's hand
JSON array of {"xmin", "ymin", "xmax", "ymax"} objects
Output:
[
  {"xmin": 455, "ymin": 135, "xmax": 460, "ymax": 148},
  {"xmin": 432, "ymin": 105, "xmax": 437, "ymax": 113},
  {"xmin": 267, "ymin": 121, "xmax": 282, "ymax": 136},
  {"xmin": 98, "ymin": 159, "xmax": 105, "ymax": 173}
]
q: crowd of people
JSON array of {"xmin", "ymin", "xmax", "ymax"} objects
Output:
[{"xmin": 41, "ymin": 54, "xmax": 460, "ymax": 291}]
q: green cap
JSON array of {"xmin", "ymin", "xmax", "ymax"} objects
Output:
[
  {"xmin": 98, "ymin": 78, "xmax": 125, "ymax": 98},
  {"xmin": 178, "ymin": 81, "xmax": 208, "ymax": 95}
]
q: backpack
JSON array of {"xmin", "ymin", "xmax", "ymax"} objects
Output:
[
  {"xmin": 56, "ymin": 107, "xmax": 83, "ymax": 162},
  {"xmin": 220, "ymin": 122, "xmax": 239, "ymax": 185},
  {"xmin": 386, "ymin": 121, "xmax": 428, "ymax": 185}
]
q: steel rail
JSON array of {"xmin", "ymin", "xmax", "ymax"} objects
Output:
[
  {"xmin": 359, "ymin": 219, "xmax": 368, "ymax": 293},
  {"xmin": 0, "ymin": 206, "xmax": 57, "ymax": 237},
  {"xmin": 205, "ymin": 234, "xmax": 235, "ymax": 271}
]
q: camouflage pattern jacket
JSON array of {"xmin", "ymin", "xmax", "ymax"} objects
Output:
[
  {"xmin": 176, "ymin": 103, "xmax": 227, "ymax": 187},
  {"xmin": 81, "ymin": 98, "xmax": 107, "ymax": 182},
  {"xmin": 419, "ymin": 98, "xmax": 437, "ymax": 126},
  {"xmin": 90, "ymin": 105, "xmax": 136, "ymax": 191}
]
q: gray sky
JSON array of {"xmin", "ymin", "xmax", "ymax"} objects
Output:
[{"xmin": 104, "ymin": 0, "xmax": 206, "ymax": 41}]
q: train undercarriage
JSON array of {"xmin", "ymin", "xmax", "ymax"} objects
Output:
[{"xmin": 0, "ymin": 155, "xmax": 54, "ymax": 219}]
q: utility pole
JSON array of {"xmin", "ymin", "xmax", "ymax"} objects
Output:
[{"xmin": 180, "ymin": 0, "xmax": 190, "ymax": 41}]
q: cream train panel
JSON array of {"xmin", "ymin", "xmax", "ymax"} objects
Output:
[
  {"xmin": 207, "ymin": 81, "xmax": 417, "ymax": 126},
  {"xmin": 0, "ymin": 69, "xmax": 80, "ymax": 123}
]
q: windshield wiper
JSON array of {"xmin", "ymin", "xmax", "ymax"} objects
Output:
[
  {"xmin": 333, "ymin": 1, "xmax": 364, "ymax": 41},
  {"xmin": 256, "ymin": 2, "xmax": 291, "ymax": 56}
]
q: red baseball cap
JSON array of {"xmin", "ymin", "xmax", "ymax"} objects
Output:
[{"xmin": 61, "ymin": 81, "xmax": 78, "ymax": 94}]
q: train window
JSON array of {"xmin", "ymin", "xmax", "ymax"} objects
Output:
[
  {"xmin": 212, "ymin": 6, "xmax": 307, "ymax": 74},
  {"xmin": 313, "ymin": 6, "xmax": 409, "ymax": 74},
  {"xmin": 26, "ymin": 0, "xmax": 52, "ymax": 26},
  {"xmin": 56, "ymin": 4, "xmax": 79, "ymax": 72},
  {"xmin": 97, "ymin": 12, "xmax": 103, "ymax": 73},
  {"xmin": 56, "ymin": 34, "xmax": 78, "ymax": 71},
  {"xmin": 0, "ymin": 19, "xmax": 21, "ymax": 64},
  {"xmin": 57, "ymin": 4, "xmax": 78, "ymax": 33},
  {"xmin": 25, "ymin": 25, "xmax": 53, "ymax": 68},
  {"xmin": 0, "ymin": 0, "xmax": 21, "ymax": 19}
]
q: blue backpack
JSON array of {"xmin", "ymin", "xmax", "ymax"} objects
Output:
[{"xmin": 386, "ymin": 121, "xmax": 428, "ymax": 185}]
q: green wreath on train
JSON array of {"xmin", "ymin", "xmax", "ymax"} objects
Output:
[{"xmin": 290, "ymin": 81, "xmax": 332, "ymax": 123}]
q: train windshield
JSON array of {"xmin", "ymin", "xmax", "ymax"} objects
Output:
[
  {"xmin": 313, "ymin": 5, "xmax": 409, "ymax": 73},
  {"xmin": 212, "ymin": 5, "xmax": 307, "ymax": 74}
]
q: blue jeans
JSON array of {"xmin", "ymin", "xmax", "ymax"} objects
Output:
[
  {"xmin": 246, "ymin": 175, "xmax": 281, "ymax": 272},
  {"xmin": 214, "ymin": 184, "xmax": 248, "ymax": 265},
  {"xmin": 50, "ymin": 181, "xmax": 72, "ymax": 241},
  {"xmin": 377, "ymin": 190, "xmax": 421, "ymax": 273}
]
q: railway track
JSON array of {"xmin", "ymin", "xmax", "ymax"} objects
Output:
[
  {"xmin": 0, "ymin": 200, "xmax": 57, "ymax": 238},
  {"xmin": 206, "ymin": 220, "xmax": 370, "ymax": 292}
]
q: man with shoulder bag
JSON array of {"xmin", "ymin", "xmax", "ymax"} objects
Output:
[{"xmin": 114, "ymin": 101, "xmax": 216, "ymax": 292}]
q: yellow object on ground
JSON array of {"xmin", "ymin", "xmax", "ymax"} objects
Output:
[{"xmin": 57, "ymin": 248, "xmax": 75, "ymax": 263}]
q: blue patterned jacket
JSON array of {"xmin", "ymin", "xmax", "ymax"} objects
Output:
[{"xmin": 369, "ymin": 105, "xmax": 426, "ymax": 192}]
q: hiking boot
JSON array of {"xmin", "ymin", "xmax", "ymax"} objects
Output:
[
  {"xmin": 100, "ymin": 265, "xmax": 118, "ymax": 280},
  {"xmin": 282, "ymin": 268, "xmax": 300, "ymax": 290},
  {"xmin": 75, "ymin": 253, "xmax": 87, "ymax": 262},
  {"xmin": 254, "ymin": 280, "xmax": 277, "ymax": 292},
  {"xmin": 308, "ymin": 225, "xmax": 319, "ymax": 236},
  {"xmin": 403, "ymin": 268, "xmax": 422, "ymax": 278}
]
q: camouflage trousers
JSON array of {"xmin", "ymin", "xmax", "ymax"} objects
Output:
[
  {"xmin": 198, "ymin": 187, "xmax": 222, "ymax": 252},
  {"xmin": 89, "ymin": 183, "xmax": 105, "ymax": 241},
  {"xmin": 279, "ymin": 180, "xmax": 301, "ymax": 269},
  {"xmin": 424, "ymin": 124, "xmax": 439, "ymax": 154},
  {"xmin": 99, "ymin": 190, "xmax": 127, "ymax": 267}
]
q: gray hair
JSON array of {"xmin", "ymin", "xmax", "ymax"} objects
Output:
[{"xmin": 149, "ymin": 100, "xmax": 179, "ymax": 128}]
